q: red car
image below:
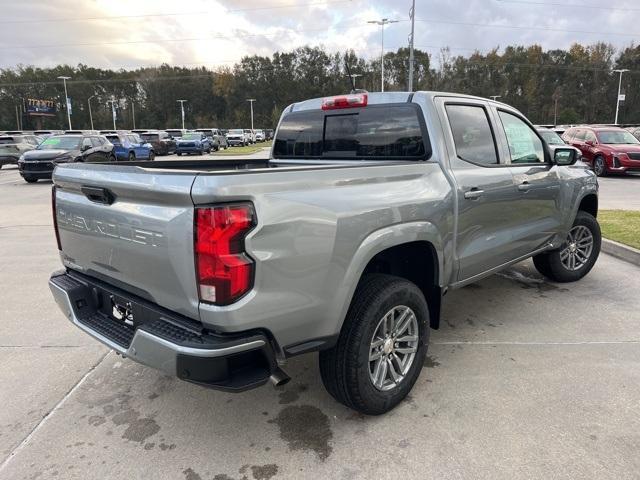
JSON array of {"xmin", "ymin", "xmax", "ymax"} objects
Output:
[{"xmin": 562, "ymin": 126, "xmax": 640, "ymax": 176}]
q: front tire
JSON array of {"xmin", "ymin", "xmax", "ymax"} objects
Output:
[
  {"xmin": 593, "ymin": 155, "xmax": 607, "ymax": 177},
  {"xmin": 148, "ymin": 151, "xmax": 155, "ymax": 161},
  {"xmin": 23, "ymin": 176, "xmax": 37, "ymax": 183},
  {"xmin": 319, "ymin": 274, "xmax": 429, "ymax": 415},
  {"xmin": 128, "ymin": 152, "xmax": 135, "ymax": 162},
  {"xmin": 533, "ymin": 211, "xmax": 601, "ymax": 282}
]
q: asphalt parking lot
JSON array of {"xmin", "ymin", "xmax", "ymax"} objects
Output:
[{"xmin": 0, "ymin": 163, "xmax": 639, "ymax": 480}]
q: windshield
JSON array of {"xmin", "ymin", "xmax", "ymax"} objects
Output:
[
  {"xmin": 37, "ymin": 136, "xmax": 81, "ymax": 150},
  {"xmin": 228, "ymin": 129, "xmax": 243, "ymax": 134},
  {"xmin": 141, "ymin": 134, "xmax": 159, "ymax": 141},
  {"xmin": 182, "ymin": 133, "xmax": 201, "ymax": 140},
  {"xmin": 597, "ymin": 130, "xmax": 640, "ymax": 144},
  {"xmin": 538, "ymin": 130, "xmax": 565, "ymax": 145}
]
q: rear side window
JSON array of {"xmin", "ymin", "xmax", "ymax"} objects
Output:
[
  {"xmin": 445, "ymin": 104, "xmax": 498, "ymax": 165},
  {"xmin": 274, "ymin": 104, "xmax": 429, "ymax": 160}
]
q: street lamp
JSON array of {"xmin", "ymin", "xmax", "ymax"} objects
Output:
[
  {"xmin": 614, "ymin": 69, "xmax": 629, "ymax": 125},
  {"xmin": 87, "ymin": 95, "xmax": 95, "ymax": 130},
  {"xmin": 490, "ymin": 95, "xmax": 502, "ymax": 101},
  {"xmin": 177, "ymin": 100, "xmax": 187, "ymax": 130},
  {"xmin": 107, "ymin": 98, "xmax": 117, "ymax": 130},
  {"xmin": 246, "ymin": 98, "xmax": 256, "ymax": 132},
  {"xmin": 57, "ymin": 76, "xmax": 72, "ymax": 130},
  {"xmin": 368, "ymin": 18, "xmax": 399, "ymax": 92}
]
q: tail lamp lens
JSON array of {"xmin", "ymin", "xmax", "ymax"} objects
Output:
[{"xmin": 195, "ymin": 204, "xmax": 256, "ymax": 305}]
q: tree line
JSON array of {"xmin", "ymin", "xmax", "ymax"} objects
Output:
[{"xmin": 1, "ymin": 42, "xmax": 640, "ymax": 131}]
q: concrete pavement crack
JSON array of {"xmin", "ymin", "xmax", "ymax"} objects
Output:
[{"xmin": 0, "ymin": 350, "xmax": 112, "ymax": 473}]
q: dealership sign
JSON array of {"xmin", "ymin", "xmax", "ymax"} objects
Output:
[{"xmin": 26, "ymin": 98, "xmax": 57, "ymax": 117}]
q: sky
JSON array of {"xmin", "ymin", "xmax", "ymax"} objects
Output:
[{"xmin": 0, "ymin": 0, "xmax": 638, "ymax": 70}]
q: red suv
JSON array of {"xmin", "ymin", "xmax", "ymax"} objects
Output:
[{"xmin": 562, "ymin": 126, "xmax": 640, "ymax": 176}]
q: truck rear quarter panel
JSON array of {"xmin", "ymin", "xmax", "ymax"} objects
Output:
[{"xmin": 191, "ymin": 161, "xmax": 454, "ymax": 351}]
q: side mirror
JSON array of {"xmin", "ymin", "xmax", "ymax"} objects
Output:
[
  {"xmin": 81, "ymin": 144, "xmax": 91, "ymax": 152},
  {"xmin": 585, "ymin": 140, "xmax": 594, "ymax": 146},
  {"xmin": 552, "ymin": 147, "xmax": 578, "ymax": 166}
]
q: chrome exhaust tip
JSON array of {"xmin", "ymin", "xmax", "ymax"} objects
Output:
[{"xmin": 270, "ymin": 368, "xmax": 291, "ymax": 387}]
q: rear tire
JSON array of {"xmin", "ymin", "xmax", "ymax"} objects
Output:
[
  {"xmin": 533, "ymin": 211, "xmax": 601, "ymax": 283},
  {"xmin": 319, "ymin": 274, "xmax": 429, "ymax": 415},
  {"xmin": 176, "ymin": 152, "xmax": 182, "ymax": 156},
  {"xmin": 149, "ymin": 151, "xmax": 155, "ymax": 161},
  {"xmin": 128, "ymin": 152, "xmax": 135, "ymax": 162},
  {"xmin": 23, "ymin": 177, "xmax": 37, "ymax": 183}
]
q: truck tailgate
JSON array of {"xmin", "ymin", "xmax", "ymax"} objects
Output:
[{"xmin": 53, "ymin": 164, "xmax": 200, "ymax": 320}]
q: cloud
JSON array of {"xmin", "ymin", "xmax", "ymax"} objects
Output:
[{"xmin": 0, "ymin": 0, "xmax": 636, "ymax": 70}]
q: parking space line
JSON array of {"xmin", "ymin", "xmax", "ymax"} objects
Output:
[{"xmin": 0, "ymin": 350, "xmax": 111, "ymax": 473}]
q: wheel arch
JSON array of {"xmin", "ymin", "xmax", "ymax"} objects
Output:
[
  {"xmin": 333, "ymin": 222, "xmax": 445, "ymax": 335},
  {"xmin": 578, "ymin": 193, "xmax": 598, "ymax": 218}
]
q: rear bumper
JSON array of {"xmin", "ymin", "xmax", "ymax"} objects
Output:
[{"xmin": 49, "ymin": 270, "xmax": 278, "ymax": 392}]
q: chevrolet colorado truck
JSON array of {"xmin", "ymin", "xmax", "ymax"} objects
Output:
[{"xmin": 49, "ymin": 92, "xmax": 600, "ymax": 414}]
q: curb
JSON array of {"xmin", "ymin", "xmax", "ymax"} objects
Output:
[{"xmin": 602, "ymin": 238, "xmax": 640, "ymax": 267}]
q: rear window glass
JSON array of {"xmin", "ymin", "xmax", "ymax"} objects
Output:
[
  {"xmin": 273, "ymin": 105, "xmax": 428, "ymax": 160},
  {"xmin": 0, "ymin": 137, "xmax": 16, "ymax": 144},
  {"xmin": 141, "ymin": 134, "xmax": 159, "ymax": 141},
  {"xmin": 106, "ymin": 135, "xmax": 121, "ymax": 145}
]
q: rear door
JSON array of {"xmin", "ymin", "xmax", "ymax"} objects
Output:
[
  {"xmin": 54, "ymin": 165, "xmax": 200, "ymax": 319},
  {"xmin": 438, "ymin": 99, "xmax": 524, "ymax": 280}
]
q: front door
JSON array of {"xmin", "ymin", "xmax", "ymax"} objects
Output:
[{"xmin": 494, "ymin": 109, "xmax": 562, "ymax": 254}]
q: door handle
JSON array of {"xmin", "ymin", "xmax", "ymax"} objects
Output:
[
  {"xmin": 517, "ymin": 181, "xmax": 531, "ymax": 192},
  {"xmin": 464, "ymin": 188, "xmax": 484, "ymax": 200}
]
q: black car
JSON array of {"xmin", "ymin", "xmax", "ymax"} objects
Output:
[{"xmin": 18, "ymin": 134, "xmax": 115, "ymax": 183}]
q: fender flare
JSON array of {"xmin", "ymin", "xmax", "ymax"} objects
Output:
[{"xmin": 329, "ymin": 221, "xmax": 444, "ymax": 335}]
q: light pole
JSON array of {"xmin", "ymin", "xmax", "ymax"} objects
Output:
[
  {"xmin": 177, "ymin": 100, "xmax": 187, "ymax": 130},
  {"xmin": 108, "ymin": 98, "xmax": 117, "ymax": 130},
  {"xmin": 614, "ymin": 69, "xmax": 629, "ymax": 125},
  {"xmin": 131, "ymin": 102, "xmax": 136, "ymax": 130},
  {"xmin": 490, "ymin": 95, "xmax": 501, "ymax": 101},
  {"xmin": 349, "ymin": 73, "xmax": 363, "ymax": 89},
  {"xmin": 246, "ymin": 99, "xmax": 256, "ymax": 132},
  {"xmin": 368, "ymin": 18, "xmax": 399, "ymax": 92},
  {"xmin": 408, "ymin": 0, "xmax": 416, "ymax": 91},
  {"xmin": 57, "ymin": 76, "xmax": 72, "ymax": 130},
  {"xmin": 87, "ymin": 95, "xmax": 95, "ymax": 130}
]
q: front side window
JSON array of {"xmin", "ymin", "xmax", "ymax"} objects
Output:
[
  {"xmin": 498, "ymin": 111, "xmax": 545, "ymax": 164},
  {"xmin": 445, "ymin": 104, "xmax": 498, "ymax": 165}
]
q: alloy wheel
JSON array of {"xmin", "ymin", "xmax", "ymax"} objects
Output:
[{"xmin": 368, "ymin": 306, "xmax": 419, "ymax": 391}]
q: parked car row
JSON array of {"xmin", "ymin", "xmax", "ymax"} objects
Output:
[{"xmin": 533, "ymin": 124, "xmax": 640, "ymax": 177}]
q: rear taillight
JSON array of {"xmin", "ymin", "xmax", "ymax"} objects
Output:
[
  {"xmin": 194, "ymin": 204, "xmax": 256, "ymax": 305},
  {"xmin": 52, "ymin": 186, "xmax": 62, "ymax": 251},
  {"xmin": 321, "ymin": 93, "xmax": 368, "ymax": 110}
]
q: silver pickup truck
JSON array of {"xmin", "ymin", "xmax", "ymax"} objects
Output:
[{"xmin": 49, "ymin": 91, "xmax": 600, "ymax": 415}]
